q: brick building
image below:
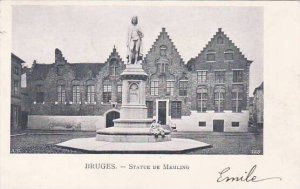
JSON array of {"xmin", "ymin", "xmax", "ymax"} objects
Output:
[
  {"xmin": 25, "ymin": 28, "xmax": 252, "ymax": 132},
  {"xmin": 11, "ymin": 53, "xmax": 25, "ymax": 131},
  {"xmin": 253, "ymin": 82, "xmax": 264, "ymax": 128}
]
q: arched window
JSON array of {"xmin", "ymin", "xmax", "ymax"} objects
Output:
[
  {"xmin": 71, "ymin": 80, "xmax": 81, "ymax": 104},
  {"xmin": 206, "ymin": 50, "xmax": 216, "ymax": 61},
  {"xmin": 86, "ymin": 79, "xmax": 96, "ymax": 104},
  {"xmin": 214, "ymin": 87, "xmax": 225, "ymax": 112},
  {"xmin": 225, "ymin": 49, "xmax": 234, "ymax": 60},
  {"xmin": 197, "ymin": 87, "xmax": 208, "ymax": 112},
  {"xmin": 57, "ymin": 80, "xmax": 66, "ymax": 104}
]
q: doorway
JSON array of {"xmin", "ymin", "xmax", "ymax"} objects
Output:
[
  {"xmin": 158, "ymin": 101, "xmax": 167, "ymax": 125},
  {"xmin": 213, "ymin": 120, "xmax": 224, "ymax": 132},
  {"xmin": 106, "ymin": 111, "xmax": 120, "ymax": 128}
]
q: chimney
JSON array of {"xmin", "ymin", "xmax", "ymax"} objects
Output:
[{"xmin": 162, "ymin": 27, "xmax": 166, "ymax": 32}]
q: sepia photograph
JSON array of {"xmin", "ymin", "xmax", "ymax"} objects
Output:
[{"xmin": 10, "ymin": 5, "xmax": 263, "ymax": 154}]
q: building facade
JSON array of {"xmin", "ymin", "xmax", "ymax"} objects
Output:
[
  {"xmin": 11, "ymin": 53, "xmax": 25, "ymax": 131},
  {"xmin": 253, "ymin": 82, "xmax": 264, "ymax": 128},
  {"xmin": 25, "ymin": 28, "xmax": 252, "ymax": 132}
]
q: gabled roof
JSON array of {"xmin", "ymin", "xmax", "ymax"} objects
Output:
[
  {"xmin": 103, "ymin": 46, "xmax": 124, "ymax": 64},
  {"xmin": 144, "ymin": 28, "xmax": 184, "ymax": 64},
  {"xmin": 190, "ymin": 28, "xmax": 253, "ymax": 64},
  {"xmin": 11, "ymin": 53, "xmax": 25, "ymax": 64},
  {"xmin": 253, "ymin": 82, "xmax": 264, "ymax": 95}
]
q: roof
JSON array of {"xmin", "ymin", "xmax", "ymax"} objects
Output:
[
  {"xmin": 71, "ymin": 63, "xmax": 105, "ymax": 79},
  {"xmin": 253, "ymin": 82, "xmax": 264, "ymax": 95},
  {"xmin": 11, "ymin": 53, "xmax": 25, "ymax": 64},
  {"xmin": 30, "ymin": 62, "xmax": 105, "ymax": 80},
  {"xmin": 30, "ymin": 64, "xmax": 52, "ymax": 80},
  {"xmin": 188, "ymin": 28, "xmax": 253, "ymax": 65}
]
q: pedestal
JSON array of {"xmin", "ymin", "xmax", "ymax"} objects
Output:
[{"xmin": 96, "ymin": 64, "xmax": 171, "ymax": 142}]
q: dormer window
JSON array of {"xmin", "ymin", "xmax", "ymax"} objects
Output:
[
  {"xmin": 217, "ymin": 36, "xmax": 224, "ymax": 44},
  {"xmin": 109, "ymin": 59, "xmax": 119, "ymax": 76},
  {"xmin": 225, "ymin": 49, "xmax": 234, "ymax": 60},
  {"xmin": 160, "ymin": 45, "xmax": 167, "ymax": 56}
]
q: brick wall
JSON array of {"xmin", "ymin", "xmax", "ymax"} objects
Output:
[{"xmin": 143, "ymin": 28, "xmax": 192, "ymax": 117}]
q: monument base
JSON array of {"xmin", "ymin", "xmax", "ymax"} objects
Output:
[
  {"xmin": 56, "ymin": 137, "xmax": 212, "ymax": 154},
  {"xmin": 96, "ymin": 127, "xmax": 171, "ymax": 142}
]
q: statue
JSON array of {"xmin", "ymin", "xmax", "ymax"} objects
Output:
[{"xmin": 127, "ymin": 16, "xmax": 144, "ymax": 64}]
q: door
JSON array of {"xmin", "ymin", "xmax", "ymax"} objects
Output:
[
  {"xmin": 21, "ymin": 111, "xmax": 28, "ymax": 129},
  {"xmin": 213, "ymin": 120, "xmax": 224, "ymax": 132},
  {"xmin": 106, "ymin": 111, "xmax": 120, "ymax": 128},
  {"xmin": 158, "ymin": 101, "xmax": 167, "ymax": 125}
]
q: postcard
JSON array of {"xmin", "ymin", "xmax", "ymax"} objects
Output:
[{"xmin": 0, "ymin": 1, "xmax": 299, "ymax": 189}]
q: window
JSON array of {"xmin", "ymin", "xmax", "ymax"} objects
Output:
[
  {"xmin": 109, "ymin": 66, "xmax": 118, "ymax": 76},
  {"xmin": 13, "ymin": 66, "xmax": 19, "ymax": 75},
  {"xmin": 87, "ymin": 85, "xmax": 95, "ymax": 104},
  {"xmin": 146, "ymin": 101, "xmax": 154, "ymax": 118},
  {"xmin": 197, "ymin": 92, "xmax": 207, "ymax": 112},
  {"xmin": 150, "ymin": 81, "xmax": 159, "ymax": 96},
  {"xmin": 160, "ymin": 45, "xmax": 167, "ymax": 56},
  {"xmin": 232, "ymin": 91, "xmax": 243, "ymax": 112},
  {"xmin": 57, "ymin": 85, "xmax": 65, "ymax": 103},
  {"xmin": 72, "ymin": 85, "xmax": 81, "ymax": 104},
  {"xmin": 179, "ymin": 80, "xmax": 188, "ymax": 96},
  {"xmin": 217, "ymin": 36, "xmax": 224, "ymax": 44},
  {"xmin": 117, "ymin": 85, "xmax": 122, "ymax": 103},
  {"xmin": 166, "ymin": 81, "xmax": 174, "ymax": 96},
  {"xmin": 225, "ymin": 49, "xmax": 234, "ymax": 60},
  {"xmin": 206, "ymin": 50, "xmax": 216, "ymax": 61},
  {"xmin": 232, "ymin": 122, "xmax": 239, "ymax": 127},
  {"xmin": 13, "ymin": 80, "xmax": 19, "ymax": 96},
  {"xmin": 109, "ymin": 59, "xmax": 119, "ymax": 76},
  {"xmin": 36, "ymin": 85, "xmax": 44, "ymax": 103},
  {"xmin": 215, "ymin": 71, "xmax": 225, "ymax": 83},
  {"xmin": 233, "ymin": 70, "xmax": 243, "ymax": 83},
  {"xmin": 197, "ymin": 71, "xmax": 207, "ymax": 83},
  {"xmin": 158, "ymin": 62, "xmax": 167, "ymax": 73},
  {"xmin": 103, "ymin": 85, "xmax": 112, "ymax": 103},
  {"xmin": 214, "ymin": 92, "xmax": 225, "ymax": 112},
  {"xmin": 199, "ymin": 122, "xmax": 206, "ymax": 127},
  {"xmin": 171, "ymin": 101, "xmax": 182, "ymax": 118}
]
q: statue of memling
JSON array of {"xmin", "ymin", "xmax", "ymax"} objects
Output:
[{"xmin": 127, "ymin": 16, "xmax": 144, "ymax": 64}]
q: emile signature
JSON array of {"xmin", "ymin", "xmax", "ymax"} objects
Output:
[{"xmin": 217, "ymin": 164, "xmax": 282, "ymax": 182}]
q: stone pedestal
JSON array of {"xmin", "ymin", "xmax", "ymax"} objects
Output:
[{"xmin": 96, "ymin": 64, "xmax": 171, "ymax": 142}]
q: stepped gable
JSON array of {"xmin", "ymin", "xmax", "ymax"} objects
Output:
[
  {"xmin": 189, "ymin": 28, "xmax": 253, "ymax": 64},
  {"xmin": 144, "ymin": 27, "xmax": 185, "ymax": 65},
  {"xmin": 103, "ymin": 46, "xmax": 124, "ymax": 65}
]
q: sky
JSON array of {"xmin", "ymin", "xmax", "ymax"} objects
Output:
[{"xmin": 12, "ymin": 5, "xmax": 263, "ymax": 95}]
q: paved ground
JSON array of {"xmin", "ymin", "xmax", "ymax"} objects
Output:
[{"xmin": 10, "ymin": 129, "xmax": 263, "ymax": 154}]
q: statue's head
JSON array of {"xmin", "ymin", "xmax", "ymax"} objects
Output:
[{"xmin": 131, "ymin": 16, "xmax": 138, "ymax": 25}]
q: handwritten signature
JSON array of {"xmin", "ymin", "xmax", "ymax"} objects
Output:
[{"xmin": 217, "ymin": 164, "xmax": 282, "ymax": 182}]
